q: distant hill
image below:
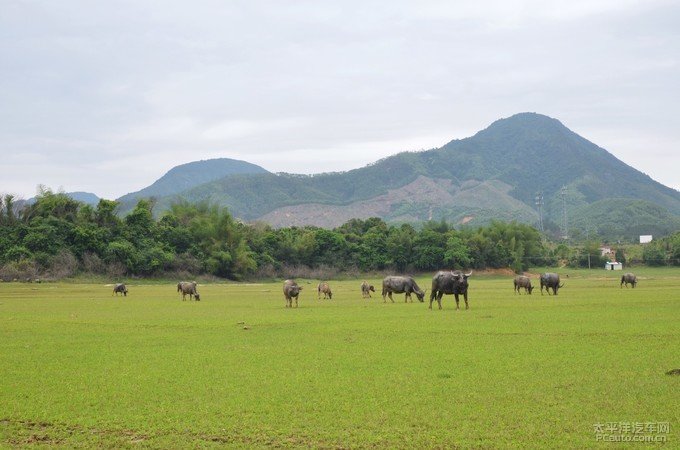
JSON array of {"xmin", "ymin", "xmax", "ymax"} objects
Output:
[
  {"xmin": 571, "ymin": 199, "xmax": 680, "ymax": 240},
  {"xmin": 24, "ymin": 191, "xmax": 100, "ymax": 206},
  {"xmin": 67, "ymin": 191, "xmax": 101, "ymax": 206},
  {"xmin": 121, "ymin": 113, "xmax": 680, "ymax": 239},
  {"xmin": 116, "ymin": 158, "xmax": 269, "ymax": 213}
]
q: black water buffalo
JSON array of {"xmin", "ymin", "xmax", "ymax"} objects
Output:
[
  {"xmin": 382, "ymin": 276, "xmax": 425, "ymax": 303},
  {"xmin": 361, "ymin": 281, "xmax": 375, "ymax": 298},
  {"xmin": 177, "ymin": 281, "xmax": 200, "ymax": 301},
  {"xmin": 112, "ymin": 283, "xmax": 128, "ymax": 296},
  {"xmin": 283, "ymin": 279, "xmax": 303, "ymax": 308},
  {"xmin": 539, "ymin": 273, "xmax": 563, "ymax": 295},
  {"xmin": 317, "ymin": 281, "xmax": 332, "ymax": 299},
  {"xmin": 430, "ymin": 270, "xmax": 472, "ymax": 309},
  {"xmin": 513, "ymin": 275, "xmax": 534, "ymax": 295},
  {"xmin": 620, "ymin": 273, "xmax": 637, "ymax": 288}
]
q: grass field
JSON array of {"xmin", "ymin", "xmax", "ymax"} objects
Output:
[{"xmin": 1, "ymin": 268, "xmax": 678, "ymax": 448}]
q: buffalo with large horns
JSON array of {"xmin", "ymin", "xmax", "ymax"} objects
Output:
[{"xmin": 430, "ymin": 270, "xmax": 472, "ymax": 310}]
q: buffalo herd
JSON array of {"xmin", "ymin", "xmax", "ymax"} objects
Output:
[
  {"xmin": 279, "ymin": 270, "xmax": 639, "ymax": 308},
  {"xmin": 110, "ymin": 270, "xmax": 639, "ymax": 309}
]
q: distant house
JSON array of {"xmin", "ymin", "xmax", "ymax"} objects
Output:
[
  {"xmin": 605, "ymin": 261, "xmax": 623, "ymax": 270},
  {"xmin": 640, "ymin": 235, "xmax": 653, "ymax": 244}
]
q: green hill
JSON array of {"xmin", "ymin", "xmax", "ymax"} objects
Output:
[
  {"xmin": 571, "ymin": 199, "xmax": 680, "ymax": 241},
  {"xmin": 117, "ymin": 158, "xmax": 269, "ymax": 213},
  {"xmin": 122, "ymin": 113, "xmax": 680, "ymax": 238}
]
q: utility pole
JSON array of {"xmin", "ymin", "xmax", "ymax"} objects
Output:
[
  {"xmin": 534, "ymin": 192, "xmax": 544, "ymax": 233},
  {"xmin": 560, "ymin": 186, "xmax": 569, "ymax": 240},
  {"xmin": 585, "ymin": 224, "xmax": 591, "ymax": 269}
]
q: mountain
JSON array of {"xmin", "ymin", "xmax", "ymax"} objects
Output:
[
  {"xmin": 122, "ymin": 113, "xmax": 680, "ymax": 238},
  {"xmin": 24, "ymin": 191, "xmax": 100, "ymax": 206},
  {"xmin": 116, "ymin": 158, "xmax": 269, "ymax": 213},
  {"xmin": 570, "ymin": 199, "xmax": 680, "ymax": 240},
  {"xmin": 66, "ymin": 191, "xmax": 101, "ymax": 206}
]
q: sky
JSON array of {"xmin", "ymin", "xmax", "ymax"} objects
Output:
[{"xmin": 1, "ymin": 0, "xmax": 679, "ymax": 200}]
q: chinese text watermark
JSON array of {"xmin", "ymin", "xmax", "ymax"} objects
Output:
[{"xmin": 594, "ymin": 422, "xmax": 670, "ymax": 443}]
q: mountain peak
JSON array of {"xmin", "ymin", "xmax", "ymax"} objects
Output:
[
  {"xmin": 476, "ymin": 112, "xmax": 567, "ymax": 138},
  {"xmin": 116, "ymin": 157, "xmax": 269, "ymax": 209},
  {"xmin": 112, "ymin": 115, "xmax": 680, "ymax": 238}
]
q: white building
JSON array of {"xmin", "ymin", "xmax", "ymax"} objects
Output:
[
  {"xmin": 605, "ymin": 261, "xmax": 623, "ymax": 270},
  {"xmin": 640, "ymin": 235, "xmax": 653, "ymax": 244}
]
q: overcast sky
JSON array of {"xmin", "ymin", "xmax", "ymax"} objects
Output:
[{"xmin": 1, "ymin": 0, "xmax": 678, "ymax": 200}]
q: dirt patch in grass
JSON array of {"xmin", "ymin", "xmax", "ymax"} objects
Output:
[
  {"xmin": 1, "ymin": 418, "xmax": 149, "ymax": 447},
  {"xmin": 2, "ymin": 418, "xmax": 349, "ymax": 449}
]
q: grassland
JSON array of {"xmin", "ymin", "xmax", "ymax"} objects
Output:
[{"xmin": 1, "ymin": 269, "xmax": 678, "ymax": 448}]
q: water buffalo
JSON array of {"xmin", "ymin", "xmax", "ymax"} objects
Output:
[
  {"xmin": 620, "ymin": 273, "xmax": 637, "ymax": 288},
  {"xmin": 283, "ymin": 279, "xmax": 303, "ymax": 308},
  {"xmin": 513, "ymin": 275, "xmax": 534, "ymax": 295},
  {"xmin": 430, "ymin": 270, "xmax": 472, "ymax": 309},
  {"xmin": 539, "ymin": 273, "xmax": 563, "ymax": 295},
  {"xmin": 317, "ymin": 281, "xmax": 332, "ymax": 299},
  {"xmin": 361, "ymin": 281, "xmax": 375, "ymax": 298},
  {"xmin": 112, "ymin": 283, "xmax": 128, "ymax": 296},
  {"xmin": 177, "ymin": 281, "xmax": 200, "ymax": 301},
  {"xmin": 382, "ymin": 276, "xmax": 425, "ymax": 303}
]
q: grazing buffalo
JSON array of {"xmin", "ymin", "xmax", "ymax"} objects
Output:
[
  {"xmin": 539, "ymin": 273, "xmax": 563, "ymax": 296},
  {"xmin": 382, "ymin": 276, "xmax": 425, "ymax": 303},
  {"xmin": 283, "ymin": 279, "xmax": 303, "ymax": 308},
  {"xmin": 430, "ymin": 270, "xmax": 472, "ymax": 310},
  {"xmin": 177, "ymin": 281, "xmax": 200, "ymax": 301},
  {"xmin": 112, "ymin": 283, "xmax": 128, "ymax": 296},
  {"xmin": 513, "ymin": 275, "xmax": 534, "ymax": 295},
  {"xmin": 317, "ymin": 281, "xmax": 332, "ymax": 299},
  {"xmin": 620, "ymin": 273, "xmax": 637, "ymax": 288},
  {"xmin": 361, "ymin": 281, "xmax": 375, "ymax": 298}
]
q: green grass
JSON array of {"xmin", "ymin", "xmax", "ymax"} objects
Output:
[{"xmin": 1, "ymin": 270, "xmax": 678, "ymax": 448}]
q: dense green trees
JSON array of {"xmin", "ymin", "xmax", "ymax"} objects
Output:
[{"xmin": 11, "ymin": 190, "xmax": 658, "ymax": 280}]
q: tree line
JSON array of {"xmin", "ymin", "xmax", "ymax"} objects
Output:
[{"xmin": 0, "ymin": 190, "xmax": 678, "ymax": 281}]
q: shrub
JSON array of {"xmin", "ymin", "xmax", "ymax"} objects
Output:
[{"xmin": 47, "ymin": 250, "xmax": 79, "ymax": 279}]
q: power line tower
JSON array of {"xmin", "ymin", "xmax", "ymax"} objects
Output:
[
  {"xmin": 560, "ymin": 186, "xmax": 569, "ymax": 240},
  {"xmin": 534, "ymin": 192, "xmax": 544, "ymax": 232}
]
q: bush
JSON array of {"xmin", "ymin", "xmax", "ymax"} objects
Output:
[
  {"xmin": 47, "ymin": 250, "xmax": 79, "ymax": 279},
  {"xmin": 5, "ymin": 245, "xmax": 32, "ymax": 262},
  {"xmin": 642, "ymin": 244, "xmax": 667, "ymax": 266},
  {"xmin": 170, "ymin": 253, "xmax": 203, "ymax": 275},
  {"xmin": 82, "ymin": 252, "xmax": 107, "ymax": 274},
  {"xmin": 0, "ymin": 260, "xmax": 39, "ymax": 282},
  {"xmin": 105, "ymin": 240, "xmax": 138, "ymax": 273},
  {"xmin": 106, "ymin": 261, "xmax": 126, "ymax": 278}
]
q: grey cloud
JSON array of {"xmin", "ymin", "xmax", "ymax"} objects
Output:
[{"xmin": 1, "ymin": 0, "xmax": 678, "ymax": 198}]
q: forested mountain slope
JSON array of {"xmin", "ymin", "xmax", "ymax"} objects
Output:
[{"xmin": 121, "ymin": 113, "xmax": 680, "ymax": 235}]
